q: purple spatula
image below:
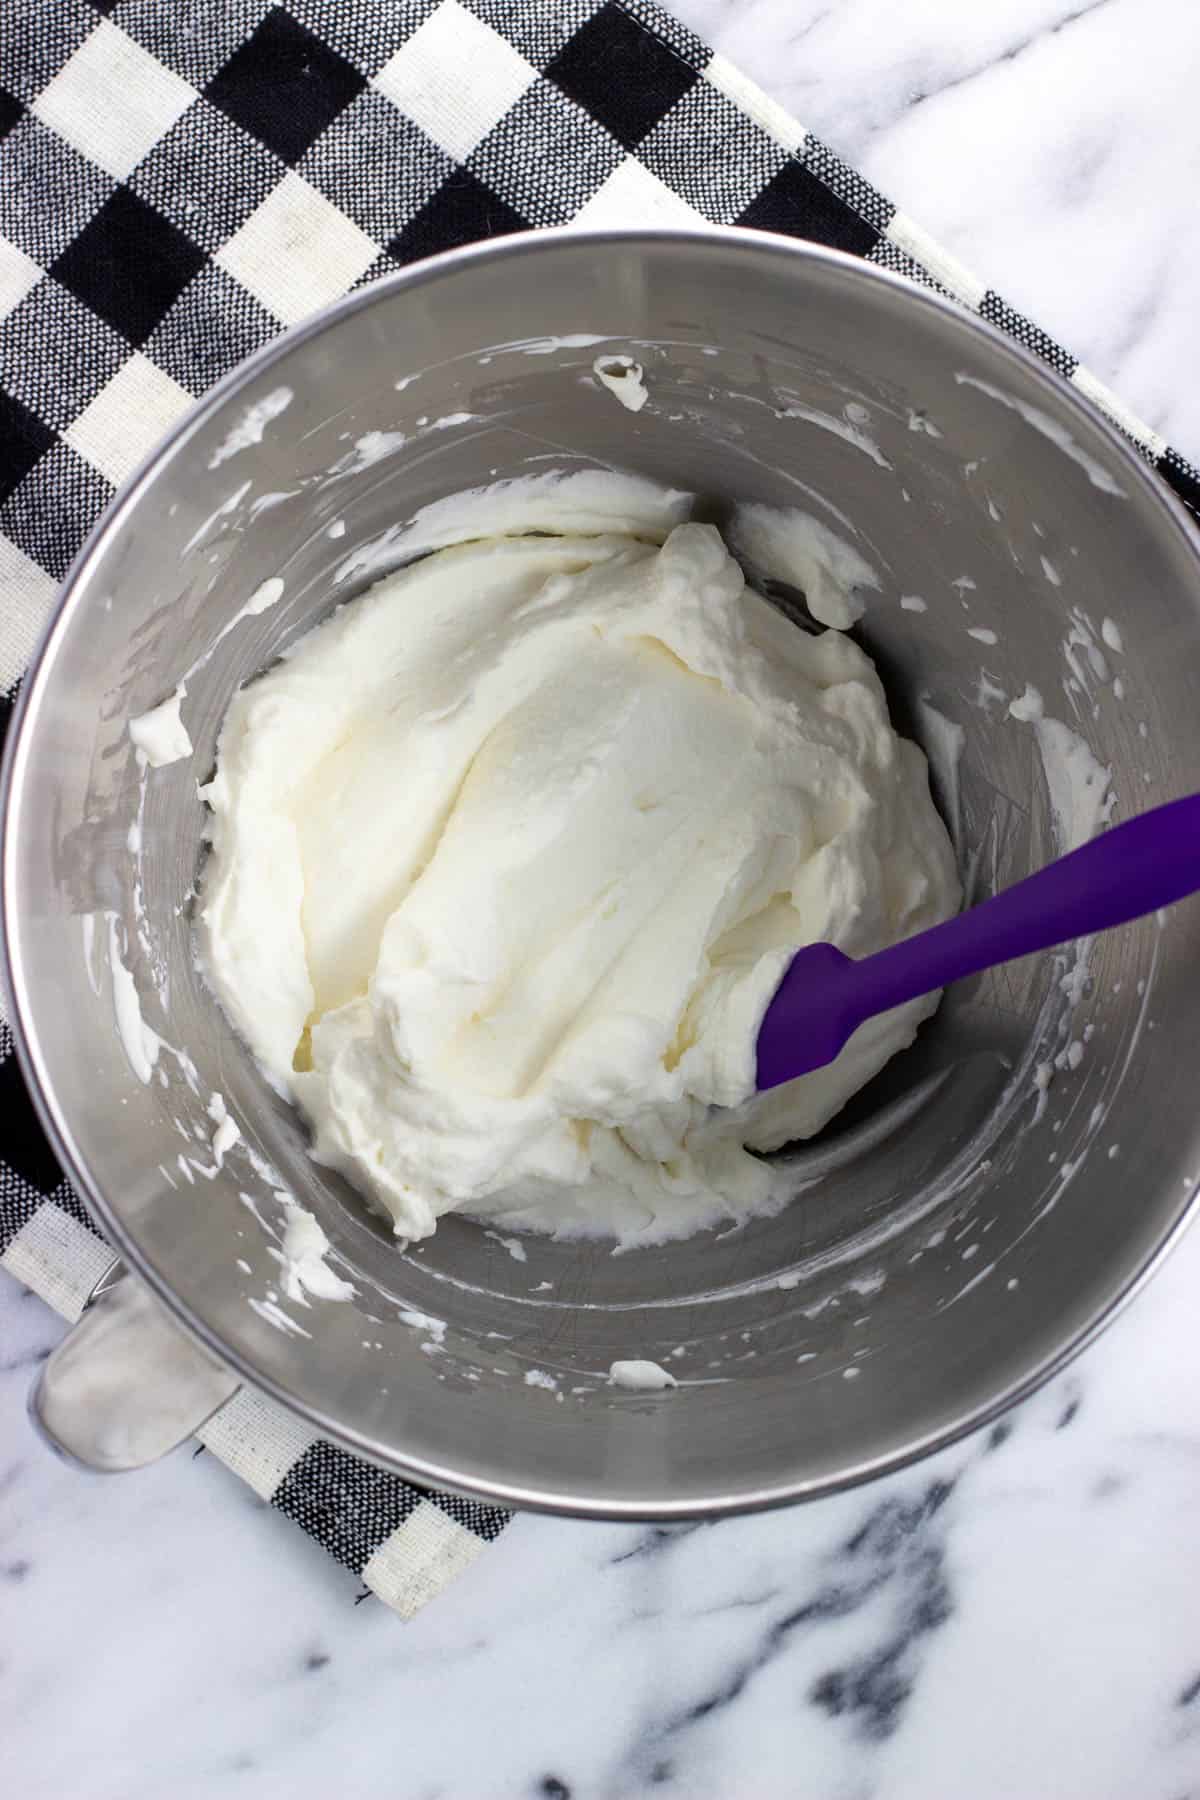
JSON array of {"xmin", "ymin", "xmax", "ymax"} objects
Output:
[{"xmin": 756, "ymin": 792, "xmax": 1200, "ymax": 1091}]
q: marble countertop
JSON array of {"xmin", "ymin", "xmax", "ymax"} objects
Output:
[{"xmin": 5, "ymin": 3, "xmax": 1200, "ymax": 1796}]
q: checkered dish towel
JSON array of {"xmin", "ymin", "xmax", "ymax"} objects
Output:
[{"xmin": 3, "ymin": 0, "xmax": 1198, "ymax": 1621}]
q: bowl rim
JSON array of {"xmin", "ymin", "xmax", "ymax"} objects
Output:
[{"xmin": 4, "ymin": 222, "xmax": 1200, "ymax": 1519}]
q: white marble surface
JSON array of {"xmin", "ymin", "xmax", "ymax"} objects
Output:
[{"xmin": 5, "ymin": 3, "xmax": 1200, "ymax": 1795}]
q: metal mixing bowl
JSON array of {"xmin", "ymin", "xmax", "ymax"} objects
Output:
[{"xmin": 5, "ymin": 228, "xmax": 1200, "ymax": 1516}]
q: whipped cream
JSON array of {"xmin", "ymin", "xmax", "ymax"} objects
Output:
[
  {"xmin": 275, "ymin": 1204, "xmax": 355, "ymax": 1304},
  {"xmin": 608, "ymin": 1360, "xmax": 677, "ymax": 1391},
  {"xmin": 129, "ymin": 683, "xmax": 192, "ymax": 767},
  {"xmin": 729, "ymin": 503, "xmax": 880, "ymax": 630},
  {"xmin": 593, "ymin": 355, "xmax": 648, "ymax": 412},
  {"xmin": 202, "ymin": 474, "xmax": 958, "ymax": 1245}
]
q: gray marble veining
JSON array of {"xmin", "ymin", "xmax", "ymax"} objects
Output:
[{"xmin": 4, "ymin": 2, "xmax": 1200, "ymax": 1795}]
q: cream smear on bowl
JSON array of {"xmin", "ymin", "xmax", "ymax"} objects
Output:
[{"xmin": 197, "ymin": 472, "xmax": 959, "ymax": 1248}]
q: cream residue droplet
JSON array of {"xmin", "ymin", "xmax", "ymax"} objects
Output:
[
  {"xmin": 129, "ymin": 684, "xmax": 192, "ymax": 767},
  {"xmin": 592, "ymin": 355, "xmax": 648, "ymax": 413},
  {"xmin": 608, "ymin": 1359, "xmax": 677, "ymax": 1391}
]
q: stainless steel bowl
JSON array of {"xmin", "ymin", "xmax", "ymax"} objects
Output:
[{"xmin": 5, "ymin": 228, "xmax": 1200, "ymax": 1517}]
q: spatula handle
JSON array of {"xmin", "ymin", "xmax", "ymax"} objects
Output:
[
  {"xmin": 758, "ymin": 792, "xmax": 1200, "ymax": 1091},
  {"xmin": 848, "ymin": 791, "xmax": 1200, "ymax": 1020}
]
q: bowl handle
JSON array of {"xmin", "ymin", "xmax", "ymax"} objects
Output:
[{"xmin": 28, "ymin": 1261, "xmax": 240, "ymax": 1472}]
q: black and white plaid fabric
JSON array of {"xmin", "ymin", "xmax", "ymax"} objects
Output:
[{"xmin": 3, "ymin": 0, "xmax": 1199, "ymax": 1619}]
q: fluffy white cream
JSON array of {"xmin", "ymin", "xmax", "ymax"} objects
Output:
[
  {"xmin": 730, "ymin": 503, "xmax": 881, "ymax": 630},
  {"xmin": 593, "ymin": 354, "xmax": 648, "ymax": 412},
  {"xmin": 129, "ymin": 683, "xmax": 192, "ymax": 767},
  {"xmin": 608, "ymin": 1360, "xmax": 677, "ymax": 1391},
  {"xmin": 202, "ymin": 475, "xmax": 958, "ymax": 1245}
]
